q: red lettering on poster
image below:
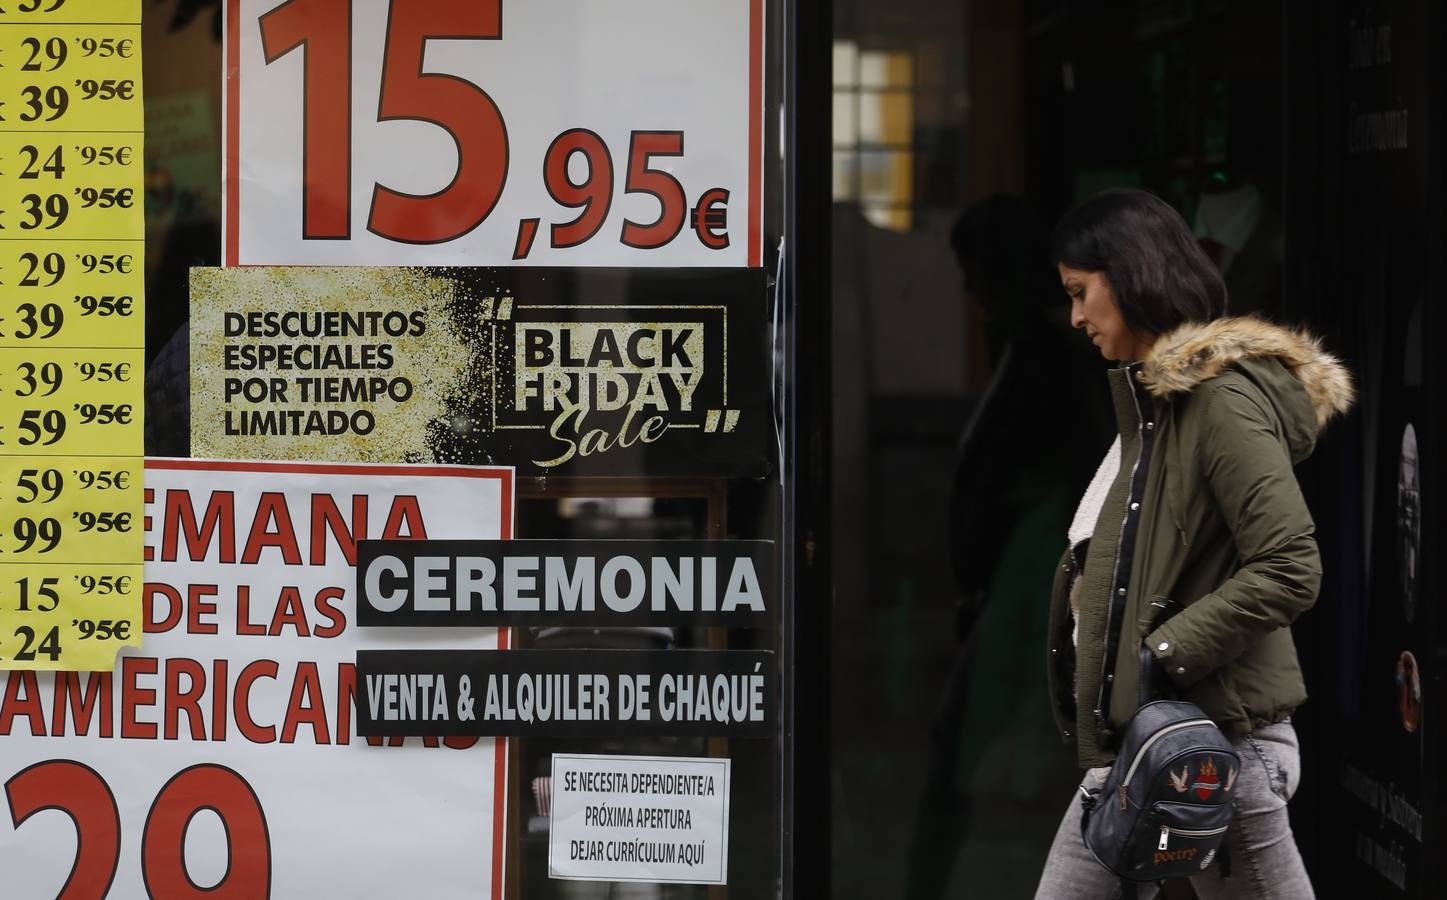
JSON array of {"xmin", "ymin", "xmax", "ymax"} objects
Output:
[
  {"xmin": 0, "ymin": 672, "xmax": 45, "ymax": 737},
  {"xmin": 120, "ymin": 657, "xmax": 158, "ymax": 740},
  {"xmin": 280, "ymin": 662, "xmax": 329, "ymax": 745},
  {"xmin": 148, "ymin": 491, "xmax": 429, "ymax": 566},
  {"xmin": 5, "ymin": 760, "xmax": 121, "ymax": 899},
  {"xmin": 236, "ymin": 584, "xmax": 267, "ymax": 636},
  {"xmin": 269, "ymin": 586, "xmax": 311, "ymax": 637},
  {"xmin": 186, "ymin": 584, "xmax": 219, "ymax": 635},
  {"xmin": 313, "ymin": 586, "xmax": 347, "ymax": 638},
  {"xmin": 241, "ymin": 493, "xmax": 303, "ymax": 564},
  {"xmin": 159, "ymin": 490, "xmax": 237, "ymax": 564},
  {"xmin": 144, "ymin": 583, "xmax": 182, "ymax": 633},
  {"xmin": 141, "ymin": 765, "xmax": 271, "ymax": 899},
  {"xmin": 234, "ymin": 660, "xmax": 279, "ymax": 744},
  {"xmin": 163, "ymin": 658, "xmax": 208, "ymax": 741},
  {"xmin": 311, "ymin": 494, "xmax": 367, "ymax": 565},
  {"xmin": 52, "ymin": 672, "xmax": 113, "ymax": 739}
]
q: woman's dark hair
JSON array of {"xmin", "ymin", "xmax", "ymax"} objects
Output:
[{"xmin": 1051, "ymin": 188, "xmax": 1227, "ymax": 335}]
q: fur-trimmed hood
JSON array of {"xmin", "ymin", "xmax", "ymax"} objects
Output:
[{"xmin": 1139, "ymin": 316, "xmax": 1355, "ymax": 429}]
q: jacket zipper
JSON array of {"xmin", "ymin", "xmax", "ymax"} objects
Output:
[
  {"xmin": 1120, "ymin": 717, "xmax": 1216, "ymax": 792},
  {"xmin": 1158, "ymin": 823, "xmax": 1229, "ymax": 850},
  {"xmin": 1097, "ymin": 373, "xmax": 1145, "ymax": 722}
]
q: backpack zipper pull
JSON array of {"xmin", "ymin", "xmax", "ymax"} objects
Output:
[
  {"xmin": 1119, "ymin": 785, "xmax": 1128, "ymax": 810},
  {"xmin": 1158, "ymin": 826, "xmax": 1170, "ymax": 850}
]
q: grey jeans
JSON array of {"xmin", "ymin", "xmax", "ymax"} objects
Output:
[{"xmin": 1034, "ymin": 721, "xmax": 1314, "ymax": 899}]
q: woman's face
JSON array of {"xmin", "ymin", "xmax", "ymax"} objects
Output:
[{"xmin": 1058, "ymin": 264, "xmax": 1153, "ymax": 362}]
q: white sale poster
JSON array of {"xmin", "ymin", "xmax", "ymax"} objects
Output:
[
  {"xmin": 225, "ymin": 0, "xmax": 764, "ymax": 268},
  {"xmin": 0, "ymin": 459, "xmax": 513, "ymax": 899}
]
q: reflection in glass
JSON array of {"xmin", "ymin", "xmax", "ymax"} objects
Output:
[
  {"xmin": 834, "ymin": 152, "xmax": 859, "ymax": 201},
  {"xmin": 833, "ymin": 39, "xmax": 859, "ymax": 87},
  {"xmin": 859, "ymin": 90, "xmax": 914, "ymax": 145},
  {"xmin": 858, "ymin": 150, "xmax": 913, "ymax": 206},
  {"xmin": 834, "ymin": 91, "xmax": 859, "ymax": 146},
  {"xmin": 862, "ymin": 205, "xmax": 911, "ymax": 231},
  {"xmin": 860, "ymin": 49, "xmax": 914, "ymax": 89}
]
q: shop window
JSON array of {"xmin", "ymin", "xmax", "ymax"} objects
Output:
[{"xmin": 832, "ymin": 40, "xmax": 916, "ymax": 231}]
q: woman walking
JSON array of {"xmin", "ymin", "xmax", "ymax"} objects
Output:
[{"xmin": 1034, "ymin": 189, "xmax": 1353, "ymax": 899}]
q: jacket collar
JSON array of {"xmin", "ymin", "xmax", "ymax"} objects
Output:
[
  {"xmin": 1137, "ymin": 316, "xmax": 1355, "ymax": 427},
  {"xmin": 1108, "ymin": 362, "xmax": 1154, "ymax": 436}
]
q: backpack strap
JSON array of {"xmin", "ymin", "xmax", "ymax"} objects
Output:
[
  {"xmin": 1077, "ymin": 783, "xmax": 1099, "ymax": 842},
  {"xmin": 1137, "ymin": 599, "xmax": 1186, "ymax": 708},
  {"xmin": 1138, "ymin": 645, "xmax": 1155, "ymax": 707}
]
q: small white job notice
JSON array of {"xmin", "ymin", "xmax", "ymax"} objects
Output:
[{"xmin": 549, "ymin": 753, "xmax": 731, "ymax": 885}]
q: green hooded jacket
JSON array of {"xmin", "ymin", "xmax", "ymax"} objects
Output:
[{"xmin": 1046, "ymin": 317, "xmax": 1355, "ymax": 768}]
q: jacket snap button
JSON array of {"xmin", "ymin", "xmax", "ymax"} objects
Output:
[
  {"xmin": 1106, "ymin": 674, "xmax": 1114, "ymax": 682},
  {"xmin": 1145, "ymin": 421, "xmax": 1155, "ymax": 430},
  {"xmin": 1130, "ymin": 502, "xmax": 1140, "ymax": 511},
  {"xmin": 1117, "ymin": 588, "xmax": 1127, "ymax": 597},
  {"xmin": 1157, "ymin": 642, "xmax": 1169, "ymax": 652},
  {"xmin": 1176, "ymin": 667, "xmax": 1186, "ymax": 675}
]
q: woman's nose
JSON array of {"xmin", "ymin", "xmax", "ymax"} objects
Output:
[{"xmin": 1070, "ymin": 304, "xmax": 1086, "ymax": 329}]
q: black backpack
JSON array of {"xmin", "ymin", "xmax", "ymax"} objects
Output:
[{"xmin": 1079, "ymin": 648, "xmax": 1241, "ymax": 892}]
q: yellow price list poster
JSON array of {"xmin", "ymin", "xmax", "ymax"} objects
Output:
[
  {"xmin": 0, "ymin": 562, "xmax": 141, "ymax": 670},
  {"xmin": 0, "ymin": 239, "xmax": 144, "ymax": 348},
  {"xmin": 0, "ymin": 25, "xmax": 142, "ymax": 134},
  {"xmin": 0, "ymin": 348, "xmax": 143, "ymax": 455},
  {"xmin": 0, "ymin": 456, "xmax": 142, "ymax": 560},
  {"xmin": 0, "ymin": 133, "xmax": 144, "ymax": 239},
  {"xmin": 0, "ymin": 0, "xmax": 142, "ymax": 671}
]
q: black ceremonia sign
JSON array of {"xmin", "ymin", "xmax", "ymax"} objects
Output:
[
  {"xmin": 355, "ymin": 539, "xmax": 776, "ymax": 628},
  {"xmin": 355, "ymin": 649, "xmax": 775, "ymax": 738}
]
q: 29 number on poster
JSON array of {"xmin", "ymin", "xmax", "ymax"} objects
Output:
[
  {"xmin": 258, "ymin": 0, "xmax": 732, "ymax": 256},
  {"xmin": 6, "ymin": 760, "xmax": 269, "ymax": 899}
]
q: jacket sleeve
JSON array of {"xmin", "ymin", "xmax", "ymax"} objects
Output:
[{"xmin": 1145, "ymin": 379, "xmax": 1322, "ymax": 688}]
